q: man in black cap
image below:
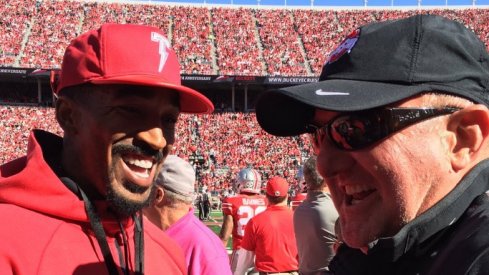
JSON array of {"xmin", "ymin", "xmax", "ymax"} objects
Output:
[{"xmin": 255, "ymin": 14, "xmax": 489, "ymax": 274}]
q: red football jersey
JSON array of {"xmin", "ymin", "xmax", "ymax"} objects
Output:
[
  {"xmin": 241, "ymin": 205, "xmax": 298, "ymax": 272},
  {"xmin": 290, "ymin": 192, "xmax": 307, "ymax": 211},
  {"xmin": 222, "ymin": 194, "xmax": 267, "ymax": 250}
]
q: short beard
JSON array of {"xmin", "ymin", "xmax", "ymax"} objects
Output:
[
  {"xmin": 106, "ymin": 143, "xmax": 163, "ymax": 217},
  {"xmin": 106, "ymin": 180, "xmax": 157, "ymax": 217}
]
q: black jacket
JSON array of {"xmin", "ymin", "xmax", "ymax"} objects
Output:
[{"xmin": 329, "ymin": 159, "xmax": 489, "ymax": 275}]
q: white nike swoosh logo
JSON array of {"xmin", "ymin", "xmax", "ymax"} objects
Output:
[{"xmin": 315, "ymin": 89, "xmax": 350, "ymax": 96}]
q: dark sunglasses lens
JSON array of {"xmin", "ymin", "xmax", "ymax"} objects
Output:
[{"xmin": 329, "ymin": 114, "xmax": 384, "ymax": 150}]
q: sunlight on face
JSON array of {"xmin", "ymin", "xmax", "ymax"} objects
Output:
[{"xmin": 314, "ymin": 95, "xmax": 456, "ymax": 249}]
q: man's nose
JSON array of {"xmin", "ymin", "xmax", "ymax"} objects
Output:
[{"xmin": 136, "ymin": 127, "xmax": 166, "ymax": 151}]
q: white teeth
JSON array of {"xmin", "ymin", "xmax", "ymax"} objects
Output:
[
  {"xmin": 124, "ymin": 158, "xmax": 153, "ymax": 169},
  {"xmin": 133, "ymin": 170, "xmax": 150, "ymax": 178},
  {"xmin": 351, "ymin": 199, "xmax": 362, "ymax": 205},
  {"xmin": 345, "ymin": 184, "xmax": 374, "ymax": 195}
]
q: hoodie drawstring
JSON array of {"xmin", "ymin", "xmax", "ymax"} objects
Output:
[{"xmin": 60, "ymin": 177, "xmax": 144, "ymax": 275}]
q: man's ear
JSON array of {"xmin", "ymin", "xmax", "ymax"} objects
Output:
[
  {"xmin": 154, "ymin": 187, "xmax": 165, "ymax": 205},
  {"xmin": 55, "ymin": 97, "xmax": 78, "ymax": 135},
  {"xmin": 446, "ymin": 104, "xmax": 489, "ymax": 171}
]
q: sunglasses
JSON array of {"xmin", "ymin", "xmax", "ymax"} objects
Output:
[{"xmin": 307, "ymin": 107, "xmax": 461, "ymax": 151}]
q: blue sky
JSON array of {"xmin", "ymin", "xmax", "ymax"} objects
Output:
[{"xmin": 148, "ymin": 0, "xmax": 489, "ymax": 6}]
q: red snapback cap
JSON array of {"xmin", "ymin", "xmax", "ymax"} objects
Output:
[
  {"xmin": 54, "ymin": 23, "xmax": 214, "ymax": 114},
  {"xmin": 266, "ymin": 176, "xmax": 289, "ymax": 197}
]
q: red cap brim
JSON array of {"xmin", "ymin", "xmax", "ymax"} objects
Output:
[{"xmin": 90, "ymin": 75, "xmax": 214, "ymax": 114}]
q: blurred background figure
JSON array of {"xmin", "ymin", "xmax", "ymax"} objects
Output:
[
  {"xmin": 202, "ymin": 188, "xmax": 212, "ymax": 220},
  {"xmin": 196, "ymin": 191, "xmax": 205, "ymax": 221},
  {"xmin": 293, "ymin": 156, "xmax": 338, "ymax": 274},
  {"xmin": 290, "ymin": 166, "xmax": 307, "ymax": 211},
  {"xmin": 144, "ymin": 155, "xmax": 231, "ymax": 275}
]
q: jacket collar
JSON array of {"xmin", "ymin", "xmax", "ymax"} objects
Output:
[{"xmin": 367, "ymin": 159, "xmax": 489, "ymax": 261}]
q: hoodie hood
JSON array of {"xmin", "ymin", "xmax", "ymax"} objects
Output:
[{"xmin": 0, "ymin": 130, "xmax": 88, "ymax": 222}]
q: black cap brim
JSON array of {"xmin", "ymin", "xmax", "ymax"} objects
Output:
[{"xmin": 256, "ymin": 79, "xmax": 437, "ymax": 137}]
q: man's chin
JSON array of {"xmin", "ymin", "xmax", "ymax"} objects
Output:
[{"xmin": 107, "ymin": 183, "xmax": 156, "ymax": 217}]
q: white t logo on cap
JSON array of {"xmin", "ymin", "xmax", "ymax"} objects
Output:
[{"xmin": 151, "ymin": 32, "xmax": 171, "ymax": 73}]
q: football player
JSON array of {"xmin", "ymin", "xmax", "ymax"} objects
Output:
[{"xmin": 219, "ymin": 168, "xmax": 266, "ymax": 273}]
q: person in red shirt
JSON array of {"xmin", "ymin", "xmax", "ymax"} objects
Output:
[
  {"xmin": 290, "ymin": 188, "xmax": 307, "ymax": 211},
  {"xmin": 0, "ymin": 24, "xmax": 213, "ymax": 275},
  {"xmin": 235, "ymin": 176, "xmax": 299, "ymax": 275},
  {"xmin": 219, "ymin": 167, "xmax": 267, "ymax": 273}
]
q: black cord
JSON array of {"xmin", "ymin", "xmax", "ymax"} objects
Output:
[{"xmin": 60, "ymin": 177, "xmax": 145, "ymax": 275}]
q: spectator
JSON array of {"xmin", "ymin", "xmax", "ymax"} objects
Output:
[
  {"xmin": 294, "ymin": 156, "xmax": 338, "ymax": 274},
  {"xmin": 256, "ymin": 14, "xmax": 489, "ymax": 274},
  {"xmin": 0, "ymin": 23, "xmax": 213, "ymax": 274},
  {"xmin": 144, "ymin": 155, "xmax": 232, "ymax": 275},
  {"xmin": 234, "ymin": 176, "xmax": 299, "ymax": 275}
]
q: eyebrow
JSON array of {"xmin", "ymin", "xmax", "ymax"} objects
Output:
[{"xmin": 111, "ymin": 86, "xmax": 158, "ymax": 100}]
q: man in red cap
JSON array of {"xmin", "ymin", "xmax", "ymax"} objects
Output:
[
  {"xmin": 0, "ymin": 24, "xmax": 213, "ymax": 274},
  {"xmin": 234, "ymin": 176, "xmax": 299, "ymax": 275}
]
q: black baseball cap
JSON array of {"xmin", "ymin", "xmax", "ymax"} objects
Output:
[{"xmin": 256, "ymin": 14, "xmax": 489, "ymax": 137}]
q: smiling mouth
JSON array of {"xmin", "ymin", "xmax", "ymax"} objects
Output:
[
  {"xmin": 122, "ymin": 155, "xmax": 154, "ymax": 178},
  {"xmin": 344, "ymin": 184, "xmax": 376, "ymax": 205}
]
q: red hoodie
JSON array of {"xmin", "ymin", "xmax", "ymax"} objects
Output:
[{"xmin": 0, "ymin": 130, "xmax": 186, "ymax": 275}]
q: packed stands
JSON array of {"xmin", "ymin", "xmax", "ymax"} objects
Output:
[
  {"xmin": 255, "ymin": 9, "xmax": 309, "ymax": 76},
  {"xmin": 0, "ymin": 106, "xmax": 62, "ymax": 163},
  {"xmin": 172, "ymin": 6, "xmax": 215, "ymax": 74},
  {"xmin": 0, "ymin": 106, "xmax": 309, "ymax": 191},
  {"xmin": 124, "ymin": 4, "xmax": 172, "ymax": 33},
  {"xmin": 212, "ymin": 7, "xmax": 266, "ymax": 76},
  {"xmin": 0, "ymin": 0, "xmax": 35, "ymax": 66},
  {"xmin": 293, "ymin": 9, "xmax": 339, "ymax": 74},
  {"xmin": 2, "ymin": 1, "xmax": 489, "ymax": 75},
  {"xmin": 19, "ymin": 0, "xmax": 85, "ymax": 68},
  {"xmin": 81, "ymin": 1, "xmax": 126, "ymax": 32},
  {"xmin": 2, "ymin": 2, "xmax": 489, "ymax": 191}
]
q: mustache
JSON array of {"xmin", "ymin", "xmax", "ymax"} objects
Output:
[{"xmin": 112, "ymin": 144, "xmax": 164, "ymax": 163}]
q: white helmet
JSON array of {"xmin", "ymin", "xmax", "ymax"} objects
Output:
[{"xmin": 234, "ymin": 168, "xmax": 262, "ymax": 194}]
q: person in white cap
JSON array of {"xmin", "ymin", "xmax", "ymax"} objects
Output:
[
  {"xmin": 144, "ymin": 155, "xmax": 232, "ymax": 275},
  {"xmin": 0, "ymin": 23, "xmax": 213, "ymax": 275}
]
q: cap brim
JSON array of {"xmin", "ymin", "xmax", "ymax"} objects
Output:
[
  {"xmin": 256, "ymin": 79, "xmax": 434, "ymax": 136},
  {"xmin": 90, "ymin": 75, "xmax": 214, "ymax": 114}
]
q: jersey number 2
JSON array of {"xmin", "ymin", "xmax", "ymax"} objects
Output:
[{"xmin": 236, "ymin": 205, "xmax": 266, "ymax": 237}]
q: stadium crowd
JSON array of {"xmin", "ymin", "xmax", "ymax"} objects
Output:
[
  {"xmin": 0, "ymin": 105, "xmax": 310, "ymax": 193},
  {"xmin": 212, "ymin": 7, "xmax": 266, "ymax": 76},
  {"xmin": 2, "ymin": 3, "xmax": 489, "ymax": 275},
  {"xmin": 2, "ymin": 1, "xmax": 489, "ymax": 199},
  {"xmin": 2, "ymin": 1, "xmax": 489, "ymax": 76}
]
